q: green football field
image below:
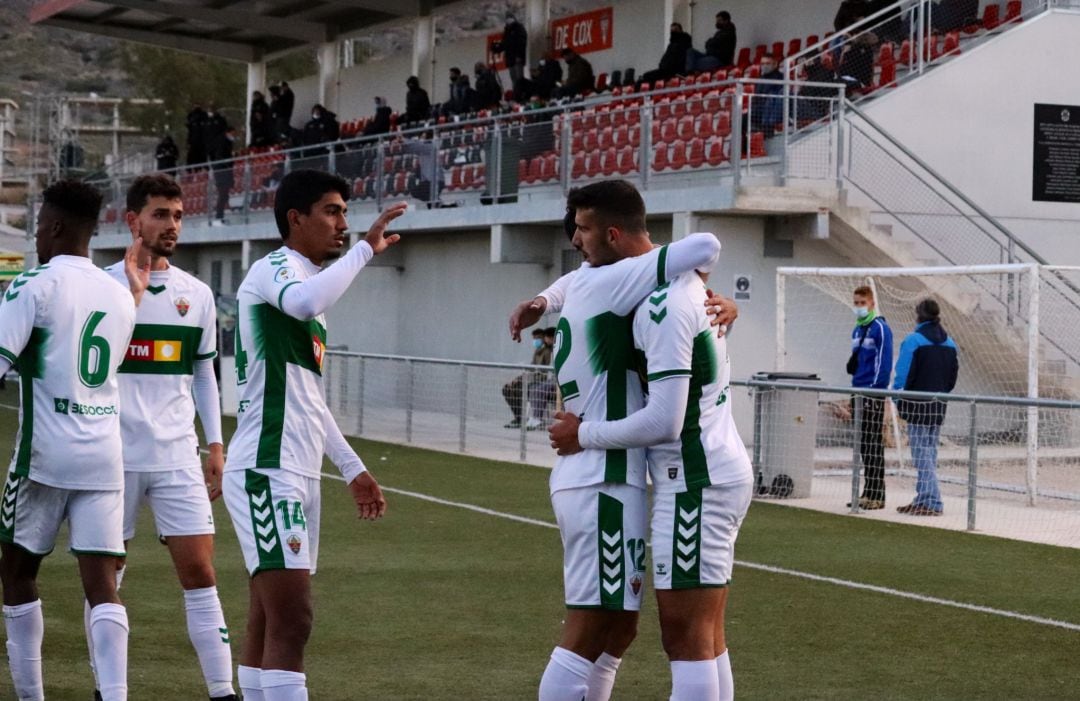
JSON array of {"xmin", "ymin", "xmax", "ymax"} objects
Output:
[{"xmin": 0, "ymin": 382, "xmax": 1079, "ymax": 700}]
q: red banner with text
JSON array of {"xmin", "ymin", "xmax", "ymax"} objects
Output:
[{"xmin": 550, "ymin": 7, "xmax": 614, "ymax": 55}]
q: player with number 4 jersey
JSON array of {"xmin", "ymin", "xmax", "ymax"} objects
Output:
[{"xmin": 0, "ymin": 181, "xmax": 136, "ymax": 701}]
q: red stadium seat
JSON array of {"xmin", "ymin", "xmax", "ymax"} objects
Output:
[
  {"xmin": 706, "ymin": 138, "xmax": 727, "ymax": 167},
  {"xmin": 982, "ymin": 4, "xmax": 1001, "ymax": 30},
  {"xmin": 601, "ymin": 147, "xmax": 618, "ymax": 176},
  {"xmin": 571, "ymin": 153, "xmax": 586, "ymax": 179},
  {"xmin": 696, "ymin": 114, "xmax": 715, "ymax": 140},
  {"xmin": 878, "ymin": 55, "xmax": 897, "ymax": 88},
  {"xmin": 746, "ymin": 65, "xmax": 761, "ymax": 79},
  {"xmin": 771, "ymin": 41, "xmax": 785, "ymax": 60},
  {"xmin": 627, "ymin": 107, "xmax": 641, "ymax": 127},
  {"xmin": 677, "ymin": 115, "xmax": 696, "ymax": 141},
  {"xmin": 703, "ymin": 90, "xmax": 722, "ymax": 114},
  {"xmin": 596, "ymin": 108, "xmax": 612, "ymax": 129},
  {"xmin": 715, "ymin": 113, "xmax": 732, "ymax": 138},
  {"xmin": 736, "ymin": 47, "xmax": 752, "ymax": 71},
  {"xmin": 942, "ymin": 31, "xmax": 961, "ymax": 57},
  {"xmin": 461, "ymin": 165, "xmax": 476, "ymax": 190},
  {"xmin": 1005, "ymin": 0, "xmax": 1021, "ymax": 23},
  {"xmin": 749, "ymin": 132, "xmax": 766, "ymax": 159},
  {"xmin": 805, "ymin": 34, "xmax": 819, "ymax": 49},
  {"xmin": 687, "ymin": 138, "xmax": 706, "ymax": 168},
  {"xmin": 585, "ymin": 153, "xmax": 602, "ymax": 177},
  {"xmin": 671, "ymin": 99, "xmax": 687, "ymax": 119},
  {"xmin": 596, "ymin": 73, "xmax": 609, "ymax": 92},
  {"xmin": 629, "ymin": 125, "xmax": 641, "ymax": 148},
  {"xmin": 541, "ymin": 153, "xmax": 558, "ymax": 181},
  {"xmin": 584, "ymin": 128, "xmax": 599, "ymax": 152},
  {"xmin": 613, "ymin": 125, "xmax": 629, "ymax": 149},
  {"xmin": 669, "ymin": 140, "xmax": 688, "ymax": 170},
  {"xmin": 729, "ymin": 66, "xmax": 744, "ymax": 79},
  {"xmin": 618, "ymin": 146, "xmax": 637, "ymax": 174},
  {"xmin": 898, "ymin": 39, "xmax": 912, "ymax": 65},
  {"xmin": 652, "ymin": 145, "xmax": 669, "ymax": 171},
  {"xmin": 611, "ymin": 108, "xmax": 627, "ymax": 128},
  {"xmin": 654, "ymin": 98, "xmax": 672, "ymax": 122},
  {"xmin": 660, "ymin": 118, "xmax": 678, "ymax": 144},
  {"xmin": 598, "ymin": 126, "xmax": 613, "ymax": 150},
  {"xmin": 788, "ymin": 38, "xmax": 802, "ymax": 56},
  {"xmin": 752, "ymin": 44, "xmax": 767, "ymax": 65},
  {"xmin": 712, "ymin": 68, "xmax": 728, "ymax": 82},
  {"xmin": 687, "ymin": 96, "xmax": 704, "ymax": 117}
]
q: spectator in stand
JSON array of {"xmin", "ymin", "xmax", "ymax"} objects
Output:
[
  {"xmin": 834, "ymin": 0, "xmax": 869, "ymax": 32},
  {"xmin": 837, "ymin": 32, "xmax": 879, "ymax": 93},
  {"xmin": 892, "ymin": 298, "xmax": 958, "ymax": 517},
  {"xmin": 443, "ymin": 67, "xmax": 468, "ymax": 116},
  {"xmin": 202, "ymin": 103, "xmax": 229, "ymax": 165},
  {"xmin": 867, "ymin": 0, "xmax": 904, "ymax": 42},
  {"xmin": 249, "ymin": 90, "xmax": 272, "ymax": 146},
  {"xmin": 404, "ymin": 76, "xmax": 432, "ymax": 125},
  {"xmin": 794, "ymin": 59, "xmax": 837, "ymax": 121},
  {"xmin": 847, "ymin": 284, "xmax": 893, "ymax": 510},
  {"xmin": 362, "ymin": 98, "xmax": 393, "ymax": 137},
  {"xmin": 535, "ymin": 58, "xmax": 563, "ymax": 100},
  {"xmin": 556, "ymin": 48, "xmax": 595, "ymax": 98},
  {"xmin": 212, "ymin": 127, "xmax": 237, "ymax": 224},
  {"xmin": 502, "ymin": 328, "xmax": 552, "ymax": 429},
  {"xmin": 253, "ymin": 162, "xmax": 286, "ymax": 208},
  {"xmin": 473, "ymin": 61, "xmax": 504, "ymax": 110},
  {"xmin": 268, "ymin": 85, "xmax": 287, "ymax": 142},
  {"xmin": 278, "ymin": 81, "xmax": 295, "ymax": 129},
  {"xmin": 750, "ymin": 53, "xmax": 785, "ymax": 133},
  {"xmin": 499, "ymin": 12, "xmax": 529, "ymax": 93},
  {"xmin": 640, "ymin": 22, "xmax": 693, "ymax": 86},
  {"xmin": 185, "ymin": 102, "xmax": 208, "ymax": 168},
  {"xmin": 525, "ymin": 327, "xmax": 558, "ymax": 429},
  {"xmin": 155, "ymin": 134, "xmax": 179, "ymax": 172},
  {"xmin": 931, "ymin": 0, "xmax": 980, "ymax": 32},
  {"xmin": 686, "ymin": 10, "xmax": 737, "ymax": 73},
  {"xmin": 304, "ymin": 104, "xmax": 341, "ymax": 144}
]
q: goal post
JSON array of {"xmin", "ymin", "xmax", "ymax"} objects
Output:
[{"xmin": 776, "ymin": 263, "xmax": 1042, "ymax": 503}]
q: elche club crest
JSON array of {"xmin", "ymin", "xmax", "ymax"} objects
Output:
[
  {"xmin": 630, "ymin": 574, "xmax": 642, "ymax": 595},
  {"xmin": 174, "ymin": 297, "xmax": 190, "ymax": 317},
  {"xmin": 287, "ymin": 534, "xmax": 302, "ymax": 554}
]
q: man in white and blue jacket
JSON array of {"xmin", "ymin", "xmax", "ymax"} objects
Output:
[
  {"xmin": 847, "ymin": 285, "xmax": 893, "ymax": 509},
  {"xmin": 892, "ymin": 299, "xmax": 958, "ymax": 516}
]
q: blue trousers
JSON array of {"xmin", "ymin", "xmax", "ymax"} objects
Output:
[{"xmin": 907, "ymin": 423, "xmax": 943, "ymax": 510}]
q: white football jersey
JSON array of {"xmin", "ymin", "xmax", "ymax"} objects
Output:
[
  {"xmin": 225, "ymin": 247, "xmax": 329, "ymax": 479},
  {"xmin": 104, "ymin": 263, "xmax": 217, "ymax": 471},
  {"xmin": 0, "ymin": 256, "xmax": 136, "ymax": 490},
  {"xmin": 550, "ymin": 244, "xmax": 677, "ymax": 494},
  {"xmin": 632, "ymin": 273, "xmax": 752, "ymax": 493}
]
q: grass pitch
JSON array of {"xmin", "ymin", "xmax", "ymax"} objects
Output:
[{"xmin": 0, "ymin": 382, "xmax": 1078, "ymax": 699}]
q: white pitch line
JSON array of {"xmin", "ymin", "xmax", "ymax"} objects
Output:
[
  {"xmin": 0, "ymin": 401, "xmax": 1076, "ymax": 634},
  {"xmin": 323, "ymin": 472, "xmax": 1080, "ymax": 633}
]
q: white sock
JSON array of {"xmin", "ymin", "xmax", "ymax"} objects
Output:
[
  {"xmin": 716, "ymin": 651, "xmax": 734, "ymax": 701},
  {"xmin": 86, "ymin": 565, "xmax": 124, "ymax": 692},
  {"xmin": 584, "ymin": 652, "xmax": 621, "ymax": 701},
  {"xmin": 539, "ymin": 646, "xmax": 593, "ymax": 701},
  {"xmin": 670, "ymin": 659, "xmax": 720, "ymax": 701},
  {"xmin": 260, "ymin": 669, "xmax": 308, "ymax": 700},
  {"xmin": 238, "ymin": 665, "xmax": 264, "ymax": 701},
  {"xmin": 3, "ymin": 600, "xmax": 44, "ymax": 701},
  {"xmin": 89, "ymin": 603, "xmax": 129, "ymax": 701},
  {"xmin": 183, "ymin": 586, "xmax": 235, "ymax": 697}
]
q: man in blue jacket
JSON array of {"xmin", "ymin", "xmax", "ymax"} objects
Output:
[
  {"xmin": 892, "ymin": 299, "xmax": 959, "ymax": 516},
  {"xmin": 847, "ymin": 285, "xmax": 892, "ymax": 509}
]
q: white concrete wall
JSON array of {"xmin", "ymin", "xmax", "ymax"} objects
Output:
[{"xmin": 864, "ymin": 11, "xmax": 1080, "ymax": 263}]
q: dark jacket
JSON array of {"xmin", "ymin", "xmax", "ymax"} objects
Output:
[
  {"xmin": 278, "ymin": 87, "xmax": 295, "ymax": 124},
  {"xmin": 502, "ymin": 19, "xmax": 528, "ymax": 65},
  {"xmin": 834, "ymin": 0, "xmax": 869, "ymax": 32},
  {"xmin": 203, "ymin": 113, "xmax": 230, "ymax": 161},
  {"xmin": 474, "ymin": 68, "xmax": 503, "ymax": 109},
  {"xmin": 304, "ymin": 110, "xmax": 341, "ymax": 145},
  {"xmin": 155, "ymin": 137, "xmax": 179, "ymax": 171},
  {"xmin": 705, "ymin": 23, "xmax": 737, "ymax": 66},
  {"xmin": 850, "ymin": 314, "xmax": 893, "ymax": 389},
  {"xmin": 405, "ymin": 87, "xmax": 432, "ymax": 124},
  {"xmin": 751, "ymin": 68, "xmax": 784, "ymax": 130},
  {"xmin": 564, "ymin": 55, "xmax": 595, "ymax": 95},
  {"xmin": 362, "ymin": 106, "xmax": 392, "ymax": 136},
  {"xmin": 892, "ymin": 321, "xmax": 959, "ymax": 425},
  {"xmin": 658, "ymin": 31, "xmax": 693, "ymax": 76}
]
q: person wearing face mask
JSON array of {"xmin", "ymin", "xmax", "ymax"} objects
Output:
[
  {"xmin": 846, "ymin": 284, "xmax": 893, "ymax": 510},
  {"xmin": 526, "ymin": 327, "xmax": 559, "ymax": 430},
  {"xmin": 748, "ymin": 54, "xmax": 785, "ymax": 136},
  {"xmin": 640, "ymin": 22, "xmax": 694, "ymax": 86},
  {"xmin": 502, "ymin": 328, "xmax": 553, "ymax": 429},
  {"xmin": 361, "ymin": 98, "xmax": 392, "ymax": 137},
  {"xmin": 686, "ymin": 11, "xmax": 737, "ymax": 73}
]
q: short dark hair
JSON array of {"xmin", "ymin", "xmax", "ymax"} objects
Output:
[
  {"xmin": 531, "ymin": 328, "xmax": 544, "ymax": 337},
  {"xmin": 273, "ymin": 170, "xmax": 350, "ymax": 240},
  {"xmin": 42, "ymin": 179, "xmax": 103, "ymax": 228},
  {"xmin": 916, "ymin": 298, "xmax": 941, "ymax": 323},
  {"xmin": 126, "ymin": 174, "xmax": 182, "ymax": 213},
  {"xmin": 718, "ymin": 11, "xmax": 731, "ymax": 21},
  {"xmin": 563, "ymin": 206, "xmax": 576, "ymax": 241},
  {"xmin": 671, "ymin": 22, "xmax": 683, "ymax": 32},
  {"xmin": 566, "ymin": 180, "xmax": 646, "ymax": 235},
  {"xmin": 853, "ymin": 284, "xmax": 873, "ymax": 299},
  {"xmin": 543, "ymin": 327, "xmax": 557, "ymax": 337}
]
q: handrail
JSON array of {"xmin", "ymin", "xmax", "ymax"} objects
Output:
[
  {"xmin": 842, "ymin": 100, "xmax": 1047, "ymax": 265},
  {"xmin": 732, "ymin": 377, "xmax": 1080, "ymax": 409},
  {"xmin": 786, "ymin": 0, "xmax": 914, "ymax": 69}
]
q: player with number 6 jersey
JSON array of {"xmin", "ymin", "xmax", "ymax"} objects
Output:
[{"xmin": 0, "ymin": 180, "xmax": 137, "ymax": 701}]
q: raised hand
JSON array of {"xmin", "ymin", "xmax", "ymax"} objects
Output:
[
  {"xmin": 365, "ymin": 202, "xmax": 408, "ymax": 255},
  {"xmin": 509, "ymin": 296, "xmax": 548, "ymax": 342},
  {"xmin": 348, "ymin": 471, "xmax": 388, "ymax": 521},
  {"xmin": 124, "ymin": 236, "xmax": 152, "ymax": 306}
]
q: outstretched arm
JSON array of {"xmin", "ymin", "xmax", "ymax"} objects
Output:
[
  {"xmin": 509, "ymin": 268, "xmax": 579, "ymax": 341},
  {"xmin": 279, "ymin": 202, "xmax": 407, "ymax": 320}
]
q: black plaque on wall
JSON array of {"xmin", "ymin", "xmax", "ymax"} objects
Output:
[{"xmin": 1033, "ymin": 103, "xmax": 1080, "ymax": 203}]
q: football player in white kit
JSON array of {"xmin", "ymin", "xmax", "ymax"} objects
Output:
[
  {"xmin": 222, "ymin": 170, "xmax": 400, "ymax": 701},
  {"xmin": 550, "ymin": 266, "xmax": 753, "ymax": 701},
  {"xmin": 0, "ymin": 181, "xmax": 138, "ymax": 701},
  {"xmin": 508, "ymin": 181, "xmax": 723, "ymax": 701},
  {"xmin": 91, "ymin": 174, "xmax": 236, "ymax": 700}
]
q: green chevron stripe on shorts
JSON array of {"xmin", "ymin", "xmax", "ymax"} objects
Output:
[
  {"xmin": 672, "ymin": 489, "xmax": 704, "ymax": 589},
  {"xmin": 0, "ymin": 473, "xmax": 20, "ymax": 543},
  {"xmin": 597, "ymin": 492, "xmax": 626, "ymax": 609},
  {"xmin": 245, "ymin": 470, "xmax": 285, "ymax": 572}
]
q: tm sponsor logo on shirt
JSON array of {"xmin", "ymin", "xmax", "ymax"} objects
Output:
[{"xmin": 53, "ymin": 398, "xmax": 118, "ymax": 416}]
